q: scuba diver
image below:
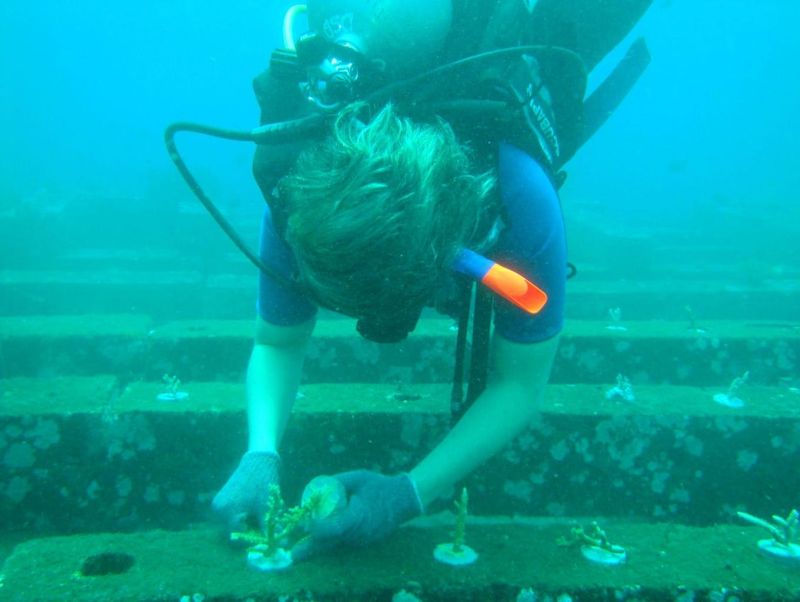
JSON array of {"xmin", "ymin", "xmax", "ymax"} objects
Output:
[{"xmin": 169, "ymin": 0, "xmax": 653, "ymax": 560}]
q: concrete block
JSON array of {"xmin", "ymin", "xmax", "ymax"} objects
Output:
[
  {"xmin": 2, "ymin": 522, "xmax": 799, "ymax": 601},
  {"xmin": 2, "ymin": 316, "xmax": 798, "ymax": 387},
  {"xmin": 1, "ymin": 377, "xmax": 798, "ymax": 534}
]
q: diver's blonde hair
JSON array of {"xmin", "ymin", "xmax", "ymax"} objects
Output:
[{"xmin": 279, "ymin": 103, "xmax": 495, "ymax": 317}]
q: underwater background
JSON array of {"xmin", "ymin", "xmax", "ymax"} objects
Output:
[
  {"xmin": 1, "ymin": 1, "xmax": 799, "ymax": 601},
  {"xmin": 1, "ymin": 0, "xmax": 798, "ymax": 276}
]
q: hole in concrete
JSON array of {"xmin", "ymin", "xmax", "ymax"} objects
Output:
[
  {"xmin": 392, "ymin": 393, "xmax": 423, "ymax": 402},
  {"xmin": 80, "ymin": 552, "xmax": 135, "ymax": 576}
]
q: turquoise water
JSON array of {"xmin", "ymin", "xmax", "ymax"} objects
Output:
[
  {"xmin": 1, "ymin": 1, "xmax": 798, "ymax": 271},
  {"xmin": 1, "ymin": 2, "xmax": 799, "ymax": 599}
]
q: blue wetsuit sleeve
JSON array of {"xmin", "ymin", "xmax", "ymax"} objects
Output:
[
  {"xmin": 491, "ymin": 142, "xmax": 567, "ymax": 343},
  {"xmin": 257, "ymin": 207, "xmax": 317, "ymax": 325}
]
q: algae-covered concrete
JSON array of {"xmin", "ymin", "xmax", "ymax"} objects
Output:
[
  {"xmin": 1, "ymin": 316, "xmax": 798, "ymax": 386},
  {"xmin": 0, "ymin": 314, "xmax": 153, "ymax": 338},
  {"xmin": 2, "ymin": 522, "xmax": 800, "ymax": 601},
  {"xmin": 2, "ymin": 267, "xmax": 799, "ymax": 322},
  {"xmin": 0, "ymin": 314, "xmax": 154, "ymax": 380},
  {"xmin": 2, "ymin": 377, "xmax": 799, "ymax": 535}
]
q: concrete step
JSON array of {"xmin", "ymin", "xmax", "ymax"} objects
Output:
[
  {"xmin": 0, "ymin": 200, "xmax": 258, "ymax": 272},
  {"xmin": 2, "ymin": 269, "xmax": 799, "ymax": 321},
  {"xmin": 1, "ymin": 315, "xmax": 798, "ymax": 387},
  {"xmin": 2, "ymin": 522, "xmax": 799, "ymax": 601},
  {"xmin": 0, "ymin": 270, "xmax": 252, "ymax": 320},
  {"xmin": 2, "ymin": 377, "xmax": 798, "ymax": 535}
]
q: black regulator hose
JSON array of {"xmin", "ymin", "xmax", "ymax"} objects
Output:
[
  {"xmin": 164, "ymin": 120, "xmax": 324, "ymax": 289},
  {"xmin": 364, "ymin": 44, "xmax": 584, "ymax": 105},
  {"xmin": 164, "ymin": 45, "xmax": 582, "ymax": 284}
]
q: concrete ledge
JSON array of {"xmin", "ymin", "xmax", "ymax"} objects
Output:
[
  {"xmin": 1, "ymin": 316, "xmax": 798, "ymax": 386},
  {"xmin": 2, "ymin": 377, "xmax": 799, "ymax": 534},
  {"xmin": 3, "ymin": 269, "xmax": 799, "ymax": 321},
  {"xmin": 0, "ymin": 315, "xmax": 153, "ymax": 381},
  {"xmin": 2, "ymin": 522, "xmax": 800, "ymax": 601}
]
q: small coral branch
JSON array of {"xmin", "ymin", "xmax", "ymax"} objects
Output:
[
  {"xmin": 605, "ymin": 374, "xmax": 635, "ymax": 402},
  {"xmin": 712, "ymin": 370, "xmax": 749, "ymax": 408},
  {"xmin": 685, "ymin": 305, "xmax": 708, "ymax": 333},
  {"xmin": 606, "ymin": 307, "xmax": 627, "ymax": 331},
  {"xmin": 231, "ymin": 484, "xmax": 322, "ymax": 554},
  {"xmin": 452, "ymin": 487, "xmax": 468, "ymax": 553},
  {"xmin": 558, "ymin": 521, "xmax": 615, "ymax": 551},
  {"xmin": 558, "ymin": 521, "xmax": 627, "ymax": 565},
  {"xmin": 157, "ymin": 373, "xmax": 188, "ymax": 401},
  {"xmin": 162, "ymin": 374, "xmax": 181, "ymax": 395},
  {"xmin": 433, "ymin": 487, "xmax": 478, "ymax": 566},
  {"xmin": 737, "ymin": 509, "xmax": 799, "ymax": 546},
  {"xmin": 729, "ymin": 371, "xmax": 749, "ymax": 397}
]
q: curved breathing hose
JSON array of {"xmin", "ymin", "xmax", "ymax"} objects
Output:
[
  {"xmin": 364, "ymin": 44, "xmax": 584, "ymax": 105},
  {"xmin": 164, "ymin": 44, "xmax": 583, "ymax": 279},
  {"xmin": 164, "ymin": 121, "xmax": 319, "ymax": 290},
  {"xmin": 282, "ymin": 5, "xmax": 307, "ymax": 51}
]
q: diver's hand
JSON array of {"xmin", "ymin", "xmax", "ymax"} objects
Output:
[
  {"xmin": 291, "ymin": 470, "xmax": 423, "ymax": 561},
  {"xmin": 212, "ymin": 450, "xmax": 281, "ymax": 531}
]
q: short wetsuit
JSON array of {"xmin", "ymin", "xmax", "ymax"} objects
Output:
[{"xmin": 255, "ymin": 139, "xmax": 566, "ymax": 344}]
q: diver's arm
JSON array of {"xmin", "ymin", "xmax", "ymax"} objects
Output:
[
  {"xmin": 410, "ymin": 332, "xmax": 559, "ymax": 506},
  {"xmin": 246, "ymin": 316, "xmax": 315, "ymax": 453}
]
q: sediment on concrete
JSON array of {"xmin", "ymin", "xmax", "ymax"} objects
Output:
[
  {"xmin": 1, "ymin": 377, "xmax": 798, "ymax": 534},
  {"xmin": 2, "ymin": 269, "xmax": 799, "ymax": 321},
  {"xmin": 1, "ymin": 315, "xmax": 797, "ymax": 385},
  {"xmin": 2, "ymin": 522, "xmax": 799, "ymax": 601}
]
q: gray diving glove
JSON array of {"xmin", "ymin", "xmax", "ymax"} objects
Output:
[
  {"xmin": 291, "ymin": 470, "xmax": 423, "ymax": 561},
  {"xmin": 212, "ymin": 450, "xmax": 281, "ymax": 531}
]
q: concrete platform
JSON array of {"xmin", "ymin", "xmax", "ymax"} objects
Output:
[
  {"xmin": 2, "ymin": 522, "xmax": 799, "ymax": 601},
  {"xmin": 2, "ymin": 269, "xmax": 798, "ymax": 321},
  {"xmin": 1, "ymin": 377, "xmax": 798, "ymax": 534},
  {"xmin": 1, "ymin": 315, "xmax": 798, "ymax": 386}
]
